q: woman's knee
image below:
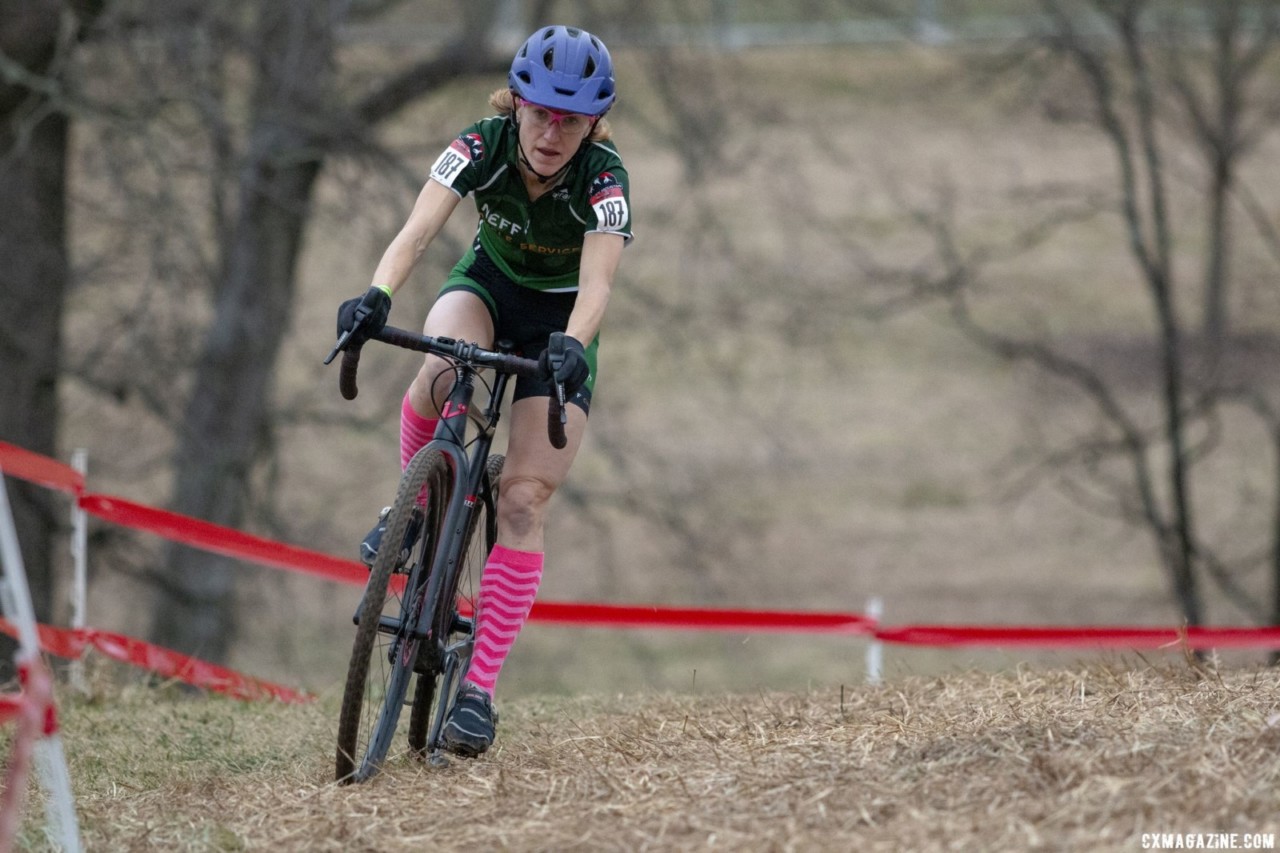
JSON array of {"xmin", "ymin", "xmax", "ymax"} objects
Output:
[
  {"xmin": 410, "ymin": 356, "xmax": 456, "ymax": 413},
  {"xmin": 498, "ymin": 475, "xmax": 556, "ymax": 536}
]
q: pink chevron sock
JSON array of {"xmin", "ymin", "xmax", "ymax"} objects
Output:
[
  {"xmin": 400, "ymin": 392, "xmax": 439, "ymax": 470},
  {"xmin": 464, "ymin": 545, "xmax": 544, "ymax": 696}
]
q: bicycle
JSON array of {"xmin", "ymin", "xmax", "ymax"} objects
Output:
[{"xmin": 326, "ymin": 317, "xmax": 567, "ymax": 783}]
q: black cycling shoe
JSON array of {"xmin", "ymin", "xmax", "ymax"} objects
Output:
[
  {"xmin": 441, "ymin": 683, "xmax": 497, "ymax": 757},
  {"xmin": 359, "ymin": 506, "xmax": 424, "ymax": 569}
]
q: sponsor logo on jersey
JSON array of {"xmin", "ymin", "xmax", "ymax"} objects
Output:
[
  {"xmin": 429, "ymin": 133, "xmax": 484, "ymax": 188},
  {"xmin": 519, "ymin": 243, "xmax": 582, "ymax": 256},
  {"xmin": 589, "ymin": 171, "xmax": 628, "ymax": 232},
  {"xmin": 479, "ymin": 201, "xmax": 525, "ymax": 238}
]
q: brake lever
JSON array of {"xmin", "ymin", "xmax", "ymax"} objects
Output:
[
  {"xmin": 555, "ymin": 381, "xmax": 568, "ymax": 426},
  {"xmin": 546, "ymin": 333, "xmax": 569, "ymax": 449},
  {"xmin": 548, "ymin": 333, "xmax": 569, "ymax": 426},
  {"xmin": 324, "ymin": 300, "xmax": 376, "ymax": 365},
  {"xmin": 324, "ymin": 327, "xmax": 356, "ymax": 365}
]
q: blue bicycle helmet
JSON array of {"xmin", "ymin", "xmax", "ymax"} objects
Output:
[{"xmin": 509, "ymin": 26, "xmax": 616, "ymax": 116}]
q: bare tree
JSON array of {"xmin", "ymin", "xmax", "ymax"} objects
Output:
[
  {"xmin": 0, "ymin": 0, "xmax": 105, "ymax": 644},
  {"xmin": 152, "ymin": 2, "xmax": 518, "ymax": 661},
  {"xmin": 858, "ymin": 0, "xmax": 1280, "ymax": 629},
  {"xmin": 48, "ymin": 1, "xmax": 511, "ymax": 661}
]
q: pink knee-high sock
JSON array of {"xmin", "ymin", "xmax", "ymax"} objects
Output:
[
  {"xmin": 465, "ymin": 545, "xmax": 544, "ymax": 696},
  {"xmin": 400, "ymin": 392, "xmax": 438, "ymax": 470}
]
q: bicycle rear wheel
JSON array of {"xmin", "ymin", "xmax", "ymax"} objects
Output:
[
  {"xmin": 407, "ymin": 453, "xmax": 503, "ymax": 757},
  {"xmin": 335, "ymin": 449, "xmax": 451, "ymax": 783}
]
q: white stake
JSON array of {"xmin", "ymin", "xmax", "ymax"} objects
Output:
[
  {"xmin": 865, "ymin": 596, "xmax": 883, "ymax": 686},
  {"xmin": 0, "ymin": 471, "xmax": 82, "ymax": 852},
  {"xmin": 68, "ymin": 449, "xmax": 88, "ymax": 695}
]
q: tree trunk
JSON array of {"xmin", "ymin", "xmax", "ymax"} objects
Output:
[
  {"xmin": 149, "ymin": 3, "xmax": 332, "ymax": 659},
  {"xmin": 145, "ymin": 2, "xmax": 508, "ymax": 660},
  {"xmin": 0, "ymin": 2, "xmax": 72, "ymax": 636}
]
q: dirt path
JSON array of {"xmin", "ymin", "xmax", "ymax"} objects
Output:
[{"xmin": 38, "ymin": 661, "xmax": 1280, "ymax": 851}]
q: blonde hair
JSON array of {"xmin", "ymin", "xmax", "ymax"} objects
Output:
[{"xmin": 489, "ymin": 88, "xmax": 613, "ymax": 142}]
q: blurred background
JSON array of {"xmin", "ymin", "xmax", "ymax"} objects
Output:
[{"xmin": 4, "ymin": 0, "xmax": 1280, "ymax": 695}]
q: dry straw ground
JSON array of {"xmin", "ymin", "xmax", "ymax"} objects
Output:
[{"xmin": 9, "ymin": 658, "xmax": 1277, "ymax": 851}]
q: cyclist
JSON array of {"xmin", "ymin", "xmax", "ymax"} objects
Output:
[{"xmin": 336, "ymin": 25, "xmax": 631, "ymax": 757}]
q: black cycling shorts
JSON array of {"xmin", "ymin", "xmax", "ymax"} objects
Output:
[{"xmin": 440, "ymin": 241, "xmax": 596, "ymax": 413}]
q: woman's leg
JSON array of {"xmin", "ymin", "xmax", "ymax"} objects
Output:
[
  {"xmin": 466, "ymin": 397, "xmax": 587, "ymax": 688},
  {"xmin": 362, "ymin": 290, "xmax": 494, "ymax": 562},
  {"xmin": 406, "ymin": 289, "xmax": 495, "ymax": 424},
  {"xmin": 444, "ymin": 397, "xmax": 587, "ymax": 754},
  {"xmin": 493, "ymin": 396, "xmax": 589, "ymax": 550}
]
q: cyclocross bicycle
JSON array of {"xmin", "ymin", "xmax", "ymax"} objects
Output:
[{"xmin": 326, "ymin": 318, "xmax": 567, "ymax": 783}]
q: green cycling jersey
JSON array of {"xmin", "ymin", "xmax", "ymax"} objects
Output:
[{"xmin": 427, "ymin": 114, "xmax": 633, "ymax": 293}]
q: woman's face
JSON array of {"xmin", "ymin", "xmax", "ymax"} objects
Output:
[{"xmin": 516, "ymin": 98, "xmax": 595, "ymax": 177}]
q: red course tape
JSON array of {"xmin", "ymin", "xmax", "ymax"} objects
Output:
[
  {"xmin": 0, "ymin": 442, "xmax": 84, "ymax": 496},
  {"xmin": 0, "ymin": 620, "xmax": 312, "ymax": 704},
  {"xmin": 529, "ymin": 601, "xmax": 875, "ymax": 634},
  {"xmin": 873, "ymin": 624, "xmax": 1280, "ymax": 650},
  {"xmin": 5, "ymin": 441, "xmax": 1280, "ymax": 653},
  {"xmin": 79, "ymin": 494, "xmax": 367, "ymax": 587},
  {"xmin": 0, "ymin": 696, "xmax": 23, "ymax": 726}
]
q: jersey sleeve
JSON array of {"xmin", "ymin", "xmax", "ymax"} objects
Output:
[
  {"xmin": 586, "ymin": 165, "xmax": 633, "ymax": 243},
  {"xmin": 426, "ymin": 124, "xmax": 488, "ymax": 198}
]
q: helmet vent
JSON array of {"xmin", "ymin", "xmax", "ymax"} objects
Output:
[
  {"xmin": 584, "ymin": 57, "xmax": 596, "ymax": 77},
  {"xmin": 542, "ymin": 47, "xmax": 555, "ymax": 70}
]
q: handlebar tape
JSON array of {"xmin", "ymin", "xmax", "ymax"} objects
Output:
[
  {"xmin": 547, "ymin": 397, "xmax": 567, "ymax": 450},
  {"xmin": 339, "ymin": 346, "xmax": 361, "ymax": 400}
]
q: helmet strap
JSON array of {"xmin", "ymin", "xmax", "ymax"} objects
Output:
[{"xmin": 517, "ymin": 143, "xmax": 569, "ymax": 185}]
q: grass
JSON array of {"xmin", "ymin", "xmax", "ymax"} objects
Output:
[{"xmin": 7, "ymin": 657, "xmax": 1278, "ymax": 851}]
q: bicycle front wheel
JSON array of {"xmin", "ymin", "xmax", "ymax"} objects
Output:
[
  {"xmin": 335, "ymin": 448, "xmax": 451, "ymax": 783},
  {"xmin": 407, "ymin": 452, "xmax": 503, "ymax": 757}
]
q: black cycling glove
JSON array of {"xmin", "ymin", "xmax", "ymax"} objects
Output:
[
  {"xmin": 337, "ymin": 286, "xmax": 392, "ymax": 346},
  {"xmin": 538, "ymin": 333, "xmax": 590, "ymax": 396}
]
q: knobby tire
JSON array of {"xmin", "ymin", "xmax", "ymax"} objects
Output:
[{"xmin": 335, "ymin": 449, "xmax": 451, "ymax": 783}]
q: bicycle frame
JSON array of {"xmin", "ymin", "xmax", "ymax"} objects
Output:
[
  {"xmin": 331, "ymin": 324, "xmax": 564, "ymax": 778},
  {"xmin": 404, "ymin": 350, "xmax": 515, "ymax": 753}
]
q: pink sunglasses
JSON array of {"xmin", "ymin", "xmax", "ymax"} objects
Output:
[{"xmin": 516, "ymin": 97, "xmax": 595, "ymax": 133}]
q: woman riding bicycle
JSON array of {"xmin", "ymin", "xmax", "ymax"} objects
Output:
[{"xmin": 336, "ymin": 25, "xmax": 631, "ymax": 757}]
